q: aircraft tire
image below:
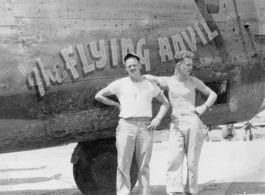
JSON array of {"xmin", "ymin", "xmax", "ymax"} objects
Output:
[
  {"xmin": 249, "ymin": 134, "xmax": 253, "ymax": 141},
  {"xmin": 73, "ymin": 138, "xmax": 138, "ymax": 195},
  {"xmin": 222, "ymin": 127, "xmax": 234, "ymax": 140}
]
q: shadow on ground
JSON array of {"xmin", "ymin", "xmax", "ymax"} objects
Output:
[
  {"xmin": 0, "ymin": 182, "xmax": 265, "ymax": 195},
  {"xmin": 0, "ymin": 188, "xmax": 82, "ymax": 195},
  {"xmin": 0, "ymin": 166, "xmax": 47, "ymax": 173},
  {"xmin": 132, "ymin": 182, "xmax": 265, "ymax": 195},
  {"xmin": 0, "ymin": 174, "xmax": 64, "ymax": 185},
  {"xmin": 199, "ymin": 182, "xmax": 265, "ymax": 195}
]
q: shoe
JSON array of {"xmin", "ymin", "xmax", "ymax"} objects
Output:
[
  {"xmin": 185, "ymin": 192, "xmax": 192, "ymax": 195},
  {"xmin": 169, "ymin": 193, "xmax": 184, "ymax": 195}
]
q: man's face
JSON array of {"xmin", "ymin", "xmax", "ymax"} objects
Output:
[
  {"xmin": 178, "ymin": 58, "xmax": 193, "ymax": 76},
  {"xmin": 125, "ymin": 57, "xmax": 141, "ymax": 77}
]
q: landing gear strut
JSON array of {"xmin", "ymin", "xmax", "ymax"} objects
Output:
[
  {"xmin": 222, "ymin": 124, "xmax": 235, "ymax": 141},
  {"xmin": 244, "ymin": 122, "xmax": 256, "ymax": 141},
  {"xmin": 72, "ymin": 138, "xmax": 138, "ymax": 195}
]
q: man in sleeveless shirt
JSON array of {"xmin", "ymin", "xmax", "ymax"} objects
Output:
[
  {"xmin": 143, "ymin": 51, "xmax": 217, "ymax": 195},
  {"xmin": 95, "ymin": 53, "xmax": 169, "ymax": 195}
]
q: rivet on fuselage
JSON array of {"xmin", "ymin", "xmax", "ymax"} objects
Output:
[{"xmin": 244, "ymin": 23, "xmax": 250, "ymax": 29}]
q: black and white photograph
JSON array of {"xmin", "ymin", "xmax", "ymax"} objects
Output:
[{"xmin": 0, "ymin": 0, "xmax": 265, "ymax": 194}]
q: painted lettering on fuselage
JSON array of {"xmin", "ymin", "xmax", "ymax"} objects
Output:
[
  {"xmin": 27, "ymin": 18, "xmax": 218, "ymax": 98},
  {"xmin": 158, "ymin": 19, "xmax": 218, "ymax": 62}
]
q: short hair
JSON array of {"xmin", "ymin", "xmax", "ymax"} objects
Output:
[{"xmin": 174, "ymin": 51, "xmax": 195, "ymax": 64}]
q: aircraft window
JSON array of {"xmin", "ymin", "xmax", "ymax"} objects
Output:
[
  {"xmin": 205, "ymin": 80, "xmax": 229, "ymax": 105},
  {"xmin": 205, "ymin": 0, "xmax": 220, "ymax": 14}
]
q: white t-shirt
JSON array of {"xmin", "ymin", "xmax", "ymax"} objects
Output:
[{"xmin": 107, "ymin": 77, "xmax": 161, "ymax": 118}]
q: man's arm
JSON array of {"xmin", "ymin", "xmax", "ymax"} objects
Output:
[
  {"xmin": 147, "ymin": 93, "xmax": 170, "ymax": 131},
  {"xmin": 95, "ymin": 88, "xmax": 120, "ymax": 109},
  {"xmin": 192, "ymin": 77, "xmax": 217, "ymax": 115},
  {"xmin": 142, "ymin": 74, "xmax": 169, "ymax": 90}
]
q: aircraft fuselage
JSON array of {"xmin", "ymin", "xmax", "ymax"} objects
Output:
[{"xmin": 0, "ymin": 0, "xmax": 265, "ymax": 153}]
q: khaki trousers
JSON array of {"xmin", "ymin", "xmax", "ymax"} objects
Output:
[
  {"xmin": 166, "ymin": 113, "xmax": 204, "ymax": 194},
  {"xmin": 116, "ymin": 118, "xmax": 153, "ymax": 195}
]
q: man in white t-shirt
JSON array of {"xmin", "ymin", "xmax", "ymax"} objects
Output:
[{"xmin": 95, "ymin": 53, "xmax": 169, "ymax": 195}]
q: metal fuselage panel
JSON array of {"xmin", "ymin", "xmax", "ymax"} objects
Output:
[{"xmin": 0, "ymin": 0, "xmax": 264, "ymax": 153}]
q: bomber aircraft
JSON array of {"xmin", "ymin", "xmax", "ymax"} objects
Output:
[{"xmin": 1, "ymin": 0, "xmax": 265, "ymax": 194}]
